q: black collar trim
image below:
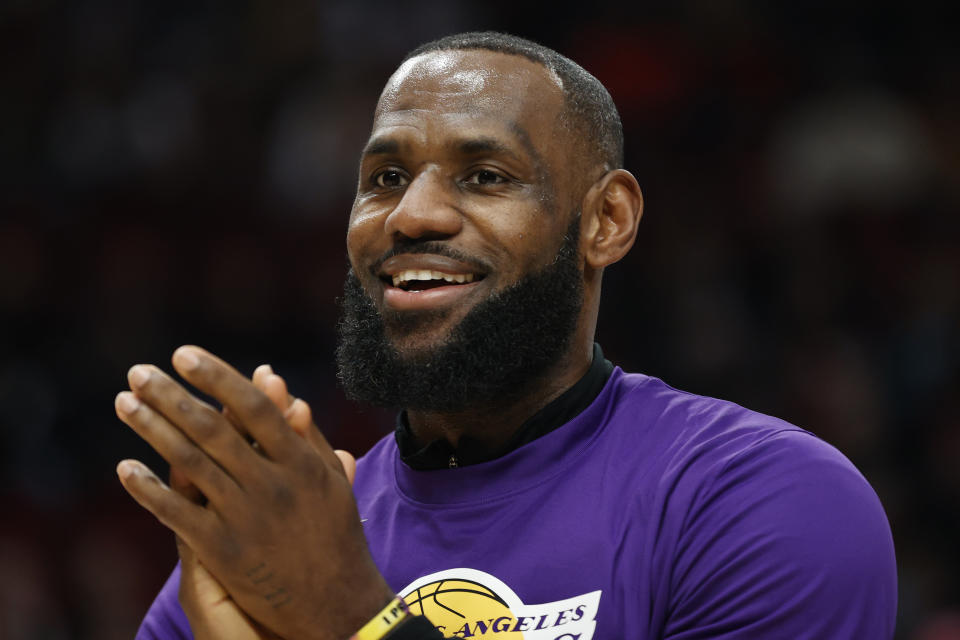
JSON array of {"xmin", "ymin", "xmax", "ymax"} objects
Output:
[{"xmin": 395, "ymin": 344, "xmax": 614, "ymax": 470}]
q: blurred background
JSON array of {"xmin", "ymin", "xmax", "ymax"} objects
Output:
[{"xmin": 1, "ymin": 1, "xmax": 957, "ymax": 638}]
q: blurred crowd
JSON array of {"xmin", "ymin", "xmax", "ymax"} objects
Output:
[{"xmin": 1, "ymin": 2, "xmax": 957, "ymax": 638}]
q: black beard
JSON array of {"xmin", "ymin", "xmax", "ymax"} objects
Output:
[{"xmin": 336, "ymin": 218, "xmax": 583, "ymax": 413}]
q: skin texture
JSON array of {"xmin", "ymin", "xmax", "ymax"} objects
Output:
[
  {"xmin": 116, "ymin": 348, "xmax": 390, "ymax": 640},
  {"xmin": 168, "ymin": 367, "xmax": 355, "ymax": 640},
  {"xmin": 349, "ymin": 49, "xmax": 643, "ymax": 450},
  {"xmin": 116, "ymin": 49, "xmax": 642, "ymax": 639}
]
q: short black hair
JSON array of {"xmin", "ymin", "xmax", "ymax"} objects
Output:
[{"xmin": 403, "ymin": 31, "xmax": 624, "ymax": 171}]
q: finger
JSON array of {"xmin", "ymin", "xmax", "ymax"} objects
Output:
[
  {"xmin": 116, "ymin": 459, "xmax": 213, "ymax": 549},
  {"xmin": 220, "ymin": 406, "xmax": 249, "ymax": 439},
  {"xmin": 252, "ymin": 364, "xmax": 274, "ymax": 390},
  {"xmin": 171, "ymin": 347, "xmax": 299, "ymax": 461},
  {"xmin": 250, "ymin": 367, "xmax": 298, "ymax": 456},
  {"xmin": 170, "ymin": 466, "xmax": 204, "ymax": 504},
  {"xmin": 116, "ymin": 391, "xmax": 241, "ymax": 505},
  {"xmin": 127, "ymin": 364, "xmax": 261, "ymax": 478},
  {"xmin": 263, "ymin": 373, "xmax": 292, "ymax": 415},
  {"xmin": 283, "ymin": 397, "xmax": 312, "ymax": 439},
  {"xmin": 282, "ymin": 398, "xmax": 334, "ymax": 459},
  {"xmin": 227, "ymin": 368, "xmax": 289, "ymax": 456},
  {"xmin": 334, "ymin": 450, "xmax": 356, "ymax": 485},
  {"xmin": 178, "ymin": 535, "xmax": 229, "ymax": 609},
  {"xmin": 253, "ymin": 364, "xmax": 298, "ymax": 412},
  {"xmin": 176, "ymin": 535, "xmax": 269, "ymax": 640}
]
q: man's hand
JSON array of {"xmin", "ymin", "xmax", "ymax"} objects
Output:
[
  {"xmin": 171, "ymin": 365, "xmax": 354, "ymax": 640},
  {"xmin": 249, "ymin": 364, "xmax": 357, "ymax": 486},
  {"xmin": 171, "ymin": 466, "xmax": 280, "ymax": 640},
  {"xmin": 114, "ymin": 346, "xmax": 393, "ymax": 640}
]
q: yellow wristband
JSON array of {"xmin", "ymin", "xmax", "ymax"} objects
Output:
[{"xmin": 350, "ymin": 597, "xmax": 411, "ymax": 640}]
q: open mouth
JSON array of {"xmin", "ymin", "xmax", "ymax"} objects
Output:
[{"xmin": 383, "ymin": 269, "xmax": 483, "ymax": 292}]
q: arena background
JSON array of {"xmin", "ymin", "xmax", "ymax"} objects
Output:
[{"xmin": 1, "ymin": 2, "xmax": 957, "ymax": 638}]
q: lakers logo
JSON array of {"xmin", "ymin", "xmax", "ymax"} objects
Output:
[{"xmin": 399, "ymin": 568, "xmax": 601, "ymax": 639}]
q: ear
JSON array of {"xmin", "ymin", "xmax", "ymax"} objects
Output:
[{"xmin": 580, "ymin": 169, "xmax": 643, "ymax": 269}]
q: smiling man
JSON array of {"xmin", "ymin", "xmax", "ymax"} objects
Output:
[{"xmin": 119, "ymin": 33, "xmax": 897, "ymax": 640}]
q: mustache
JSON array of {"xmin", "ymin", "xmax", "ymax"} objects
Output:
[{"xmin": 369, "ymin": 239, "xmax": 493, "ymax": 275}]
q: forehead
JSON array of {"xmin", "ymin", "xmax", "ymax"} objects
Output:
[{"xmin": 370, "ymin": 50, "xmax": 567, "ymax": 159}]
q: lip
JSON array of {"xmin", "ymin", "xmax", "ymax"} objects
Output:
[
  {"xmin": 375, "ymin": 254, "xmax": 487, "ymax": 312},
  {"xmin": 382, "ymin": 279, "xmax": 483, "ymax": 311},
  {"xmin": 378, "ymin": 254, "xmax": 484, "ymax": 278}
]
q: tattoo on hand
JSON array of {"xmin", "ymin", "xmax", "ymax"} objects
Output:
[{"xmin": 245, "ymin": 562, "xmax": 293, "ymax": 608}]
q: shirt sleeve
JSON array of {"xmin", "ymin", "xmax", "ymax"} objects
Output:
[
  {"xmin": 664, "ymin": 430, "xmax": 897, "ymax": 639},
  {"xmin": 135, "ymin": 563, "xmax": 194, "ymax": 640}
]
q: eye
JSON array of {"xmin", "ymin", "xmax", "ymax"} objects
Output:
[
  {"xmin": 465, "ymin": 169, "xmax": 508, "ymax": 186},
  {"xmin": 373, "ymin": 169, "xmax": 409, "ymax": 188}
]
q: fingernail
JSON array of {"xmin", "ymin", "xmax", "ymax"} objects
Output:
[
  {"xmin": 264, "ymin": 364, "xmax": 274, "ymax": 374},
  {"xmin": 116, "ymin": 392, "xmax": 140, "ymax": 414},
  {"xmin": 128, "ymin": 366, "xmax": 150, "ymax": 388},
  {"xmin": 173, "ymin": 347, "xmax": 200, "ymax": 371},
  {"xmin": 117, "ymin": 460, "xmax": 139, "ymax": 480}
]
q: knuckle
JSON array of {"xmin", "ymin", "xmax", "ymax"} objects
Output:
[
  {"xmin": 300, "ymin": 454, "xmax": 328, "ymax": 481},
  {"xmin": 176, "ymin": 445, "xmax": 206, "ymax": 471},
  {"xmin": 181, "ymin": 404, "xmax": 218, "ymax": 441},
  {"xmin": 205, "ymin": 362, "xmax": 228, "ymax": 386},
  {"xmin": 270, "ymin": 482, "xmax": 296, "ymax": 511},
  {"xmin": 243, "ymin": 391, "xmax": 277, "ymax": 422}
]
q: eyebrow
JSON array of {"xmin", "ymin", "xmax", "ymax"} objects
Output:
[
  {"xmin": 360, "ymin": 126, "xmax": 556, "ymax": 207},
  {"xmin": 361, "ymin": 125, "xmax": 545, "ymax": 168},
  {"xmin": 454, "ymin": 136, "xmax": 524, "ymax": 161},
  {"xmin": 361, "ymin": 137, "xmax": 399, "ymax": 157},
  {"xmin": 505, "ymin": 123, "xmax": 547, "ymax": 172}
]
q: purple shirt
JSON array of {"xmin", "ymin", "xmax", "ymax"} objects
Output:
[{"xmin": 137, "ymin": 369, "xmax": 897, "ymax": 639}]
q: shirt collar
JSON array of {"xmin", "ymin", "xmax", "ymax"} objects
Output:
[{"xmin": 395, "ymin": 343, "xmax": 614, "ymax": 470}]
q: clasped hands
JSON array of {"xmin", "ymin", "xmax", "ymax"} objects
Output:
[{"xmin": 114, "ymin": 346, "xmax": 394, "ymax": 640}]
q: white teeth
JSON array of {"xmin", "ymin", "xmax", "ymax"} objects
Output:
[{"xmin": 391, "ymin": 269, "xmax": 476, "ymax": 288}]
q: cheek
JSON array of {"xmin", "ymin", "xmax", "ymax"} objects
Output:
[
  {"xmin": 348, "ymin": 200, "xmax": 384, "ymax": 232},
  {"xmin": 346, "ymin": 207, "xmax": 383, "ymax": 264},
  {"xmin": 500, "ymin": 216, "xmax": 567, "ymax": 270}
]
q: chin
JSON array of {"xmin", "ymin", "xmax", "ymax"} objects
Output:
[{"xmin": 380, "ymin": 306, "xmax": 470, "ymax": 345}]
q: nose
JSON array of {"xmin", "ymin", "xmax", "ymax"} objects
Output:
[{"xmin": 383, "ymin": 170, "xmax": 463, "ymax": 240}]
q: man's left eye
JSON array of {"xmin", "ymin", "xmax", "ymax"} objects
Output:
[{"xmin": 465, "ymin": 170, "xmax": 507, "ymax": 185}]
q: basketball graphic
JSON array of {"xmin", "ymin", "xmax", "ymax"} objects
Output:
[
  {"xmin": 403, "ymin": 578, "xmax": 524, "ymax": 638},
  {"xmin": 399, "ymin": 568, "xmax": 601, "ymax": 639}
]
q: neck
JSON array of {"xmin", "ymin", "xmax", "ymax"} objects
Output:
[{"xmin": 405, "ymin": 338, "xmax": 594, "ymax": 451}]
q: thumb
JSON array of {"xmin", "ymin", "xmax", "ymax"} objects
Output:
[
  {"xmin": 176, "ymin": 535, "xmax": 229, "ymax": 608},
  {"xmin": 335, "ymin": 449, "xmax": 357, "ymax": 485}
]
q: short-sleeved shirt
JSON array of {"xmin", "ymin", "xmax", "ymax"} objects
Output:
[{"xmin": 137, "ymin": 368, "xmax": 897, "ymax": 639}]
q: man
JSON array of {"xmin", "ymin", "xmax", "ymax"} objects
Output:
[{"xmin": 117, "ymin": 33, "xmax": 897, "ymax": 639}]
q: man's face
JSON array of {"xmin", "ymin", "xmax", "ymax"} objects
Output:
[
  {"xmin": 346, "ymin": 49, "xmax": 577, "ymax": 352},
  {"xmin": 338, "ymin": 50, "xmax": 586, "ymax": 412}
]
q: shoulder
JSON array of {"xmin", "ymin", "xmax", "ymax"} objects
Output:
[
  {"xmin": 601, "ymin": 370, "xmax": 818, "ymax": 480},
  {"xmin": 605, "ymin": 371, "xmax": 897, "ymax": 637},
  {"xmin": 607, "ymin": 369, "xmax": 799, "ymax": 437},
  {"xmin": 666, "ymin": 430, "xmax": 897, "ymax": 637},
  {"xmin": 611, "ymin": 371, "xmax": 894, "ymax": 562}
]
